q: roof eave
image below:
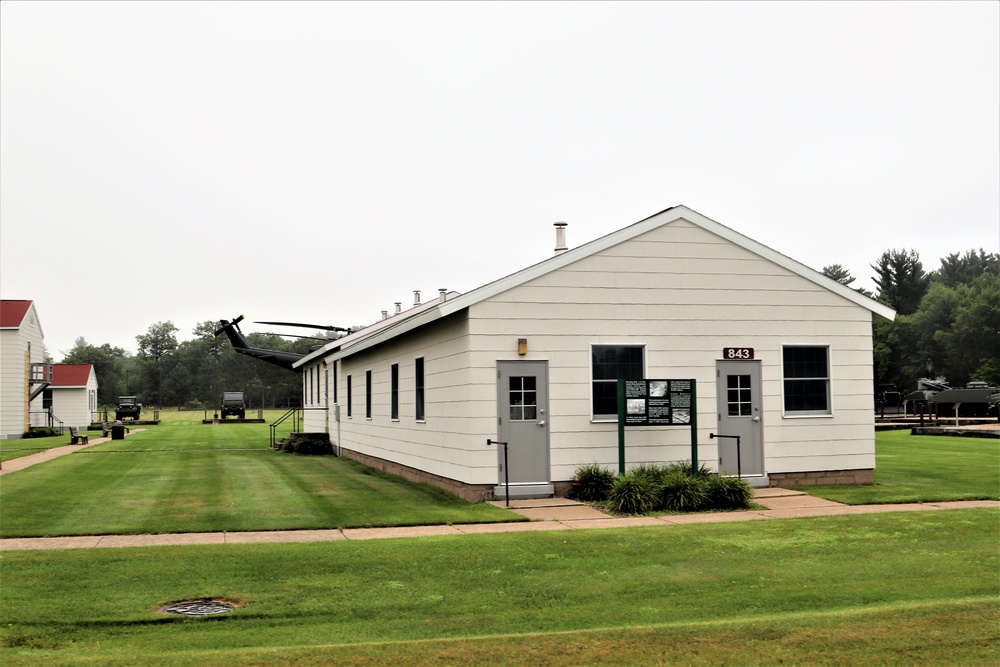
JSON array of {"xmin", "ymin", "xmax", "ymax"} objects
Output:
[{"xmin": 299, "ymin": 205, "xmax": 897, "ymax": 362}]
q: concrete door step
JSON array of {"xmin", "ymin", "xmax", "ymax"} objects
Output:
[
  {"xmin": 489, "ymin": 497, "xmax": 584, "ymax": 510},
  {"xmin": 753, "ymin": 487, "xmax": 807, "ymax": 499}
]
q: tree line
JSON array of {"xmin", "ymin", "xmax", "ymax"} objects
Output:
[
  {"xmin": 60, "ymin": 321, "xmax": 321, "ymax": 411},
  {"xmin": 59, "ymin": 247, "xmax": 998, "ymax": 410},
  {"xmin": 823, "ymin": 248, "xmax": 999, "ymax": 393}
]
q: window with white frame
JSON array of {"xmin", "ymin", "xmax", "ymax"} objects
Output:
[
  {"xmin": 591, "ymin": 345, "xmax": 645, "ymax": 420},
  {"xmin": 782, "ymin": 346, "xmax": 831, "ymax": 414}
]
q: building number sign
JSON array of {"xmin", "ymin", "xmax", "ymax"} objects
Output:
[{"xmin": 723, "ymin": 347, "xmax": 754, "ymax": 360}]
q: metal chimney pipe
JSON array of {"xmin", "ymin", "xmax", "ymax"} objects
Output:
[
  {"xmin": 439, "ymin": 288, "xmax": 447, "ymax": 302},
  {"xmin": 395, "ymin": 302, "xmax": 402, "ymax": 315},
  {"xmin": 382, "ymin": 310, "xmax": 388, "ymax": 320},
  {"xmin": 414, "ymin": 290, "xmax": 421, "ymax": 306},
  {"xmin": 554, "ymin": 222, "xmax": 568, "ymax": 255}
]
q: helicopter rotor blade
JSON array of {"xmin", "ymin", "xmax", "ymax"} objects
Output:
[
  {"xmin": 266, "ymin": 333, "xmax": 330, "ymax": 341},
  {"xmin": 213, "ymin": 314, "xmax": 245, "ymax": 338},
  {"xmin": 256, "ymin": 321, "xmax": 350, "ymax": 332}
]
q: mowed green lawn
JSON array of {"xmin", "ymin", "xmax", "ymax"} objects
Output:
[
  {"xmin": 801, "ymin": 430, "xmax": 999, "ymax": 504},
  {"xmin": 1, "ymin": 421, "xmax": 998, "ymax": 664},
  {"xmin": 0, "ymin": 418, "xmax": 518, "ymax": 537},
  {"xmin": 2, "ymin": 425, "xmax": 997, "ymax": 537},
  {"xmin": 0, "ymin": 409, "xmax": 290, "ymax": 463},
  {"xmin": 0, "ymin": 433, "xmax": 71, "ymax": 464},
  {"xmin": 1, "ymin": 510, "xmax": 996, "ymax": 665}
]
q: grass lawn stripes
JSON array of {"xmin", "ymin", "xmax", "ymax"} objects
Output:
[
  {"xmin": 0, "ymin": 435, "xmax": 70, "ymax": 464},
  {"xmin": 1, "ymin": 509, "xmax": 997, "ymax": 665},
  {"xmin": 802, "ymin": 430, "xmax": 999, "ymax": 504},
  {"xmin": 0, "ymin": 421, "xmax": 518, "ymax": 537}
]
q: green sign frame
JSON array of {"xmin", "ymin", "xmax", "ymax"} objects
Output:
[{"xmin": 617, "ymin": 378, "xmax": 698, "ymax": 475}]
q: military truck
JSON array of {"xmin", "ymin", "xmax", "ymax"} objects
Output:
[
  {"xmin": 220, "ymin": 392, "xmax": 246, "ymax": 420},
  {"xmin": 115, "ymin": 396, "xmax": 141, "ymax": 421}
]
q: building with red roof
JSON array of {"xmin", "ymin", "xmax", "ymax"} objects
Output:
[
  {"xmin": 1, "ymin": 300, "xmax": 47, "ymax": 438},
  {"xmin": 44, "ymin": 364, "xmax": 100, "ymax": 430}
]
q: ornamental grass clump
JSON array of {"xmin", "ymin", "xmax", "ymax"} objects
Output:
[
  {"xmin": 661, "ymin": 460, "xmax": 713, "ymax": 479},
  {"xmin": 704, "ymin": 474, "xmax": 754, "ymax": 510},
  {"xmin": 629, "ymin": 463, "xmax": 666, "ymax": 488},
  {"xmin": 605, "ymin": 472, "xmax": 657, "ymax": 514},
  {"xmin": 567, "ymin": 463, "xmax": 615, "ymax": 502},
  {"xmin": 657, "ymin": 469, "xmax": 709, "ymax": 512},
  {"xmin": 570, "ymin": 460, "xmax": 755, "ymax": 515}
]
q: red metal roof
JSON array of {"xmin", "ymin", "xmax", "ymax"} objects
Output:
[
  {"xmin": 0, "ymin": 300, "xmax": 33, "ymax": 328},
  {"xmin": 52, "ymin": 364, "xmax": 94, "ymax": 387}
]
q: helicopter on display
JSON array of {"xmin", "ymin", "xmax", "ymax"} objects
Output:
[{"xmin": 212, "ymin": 315, "xmax": 350, "ymax": 371}]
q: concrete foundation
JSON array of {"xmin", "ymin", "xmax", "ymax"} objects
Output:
[
  {"xmin": 339, "ymin": 448, "xmax": 495, "ymax": 503},
  {"xmin": 768, "ymin": 468, "xmax": 874, "ymax": 487}
]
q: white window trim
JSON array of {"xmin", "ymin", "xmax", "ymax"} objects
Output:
[
  {"xmin": 590, "ymin": 343, "xmax": 647, "ymax": 423},
  {"xmin": 780, "ymin": 344, "xmax": 833, "ymax": 418}
]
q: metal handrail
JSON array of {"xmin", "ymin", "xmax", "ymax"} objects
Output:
[
  {"xmin": 269, "ymin": 408, "xmax": 301, "ymax": 448},
  {"xmin": 28, "ymin": 410, "xmax": 64, "ymax": 432}
]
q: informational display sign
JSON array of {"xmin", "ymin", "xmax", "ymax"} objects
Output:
[{"xmin": 623, "ymin": 379, "xmax": 693, "ymax": 426}]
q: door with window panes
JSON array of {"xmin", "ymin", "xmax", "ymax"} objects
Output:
[
  {"xmin": 715, "ymin": 360, "xmax": 764, "ymax": 477},
  {"xmin": 497, "ymin": 361, "xmax": 549, "ymax": 486}
]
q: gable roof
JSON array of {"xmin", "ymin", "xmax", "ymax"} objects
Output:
[
  {"xmin": 0, "ymin": 300, "xmax": 34, "ymax": 328},
  {"xmin": 296, "ymin": 205, "xmax": 896, "ymax": 366},
  {"xmin": 52, "ymin": 364, "xmax": 95, "ymax": 388}
]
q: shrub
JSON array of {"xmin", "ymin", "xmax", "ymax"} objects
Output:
[
  {"xmin": 278, "ymin": 434, "xmax": 333, "ymax": 456},
  {"xmin": 662, "ymin": 460, "xmax": 713, "ymax": 478},
  {"xmin": 567, "ymin": 463, "xmax": 615, "ymax": 502},
  {"xmin": 629, "ymin": 463, "xmax": 666, "ymax": 487},
  {"xmin": 22, "ymin": 427, "xmax": 60, "ymax": 439},
  {"xmin": 704, "ymin": 475, "xmax": 754, "ymax": 510},
  {"xmin": 605, "ymin": 473, "xmax": 657, "ymax": 514},
  {"xmin": 658, "ymin": 470, "xmax": 709, "ymax": 512}
]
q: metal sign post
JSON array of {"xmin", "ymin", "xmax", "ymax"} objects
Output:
[
  {"xmin": 617, "ymin": 378, "xmax": 698, "ymax": 476},
  {"xmin": 486, "ymin": 438, "xmax": 510, "ymax": 507}
]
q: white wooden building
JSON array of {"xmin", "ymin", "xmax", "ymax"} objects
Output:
[
  {"xmin": 0, "ymin": 300, "xmax": 48, "ymax": 439},
  {"xmin": 46, "ymin": 364, "xmax": 99, "ymax": 430},
  {"xmin": 295, "ymin": 206, "xmax": 895, "ymax": 500}
]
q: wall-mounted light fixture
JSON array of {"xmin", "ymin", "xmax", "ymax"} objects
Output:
[{"xmin": 517, "ymin": 338, "xmax": 528, "ymax": 356}]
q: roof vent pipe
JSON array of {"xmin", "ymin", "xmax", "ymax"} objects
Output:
[
  {"xmin": 382, "ymin": 310, "xmax": 388, "ymax": 320},
  {"xmin": 554, "ymin": 222, "xmax": 568, "ymax": 255},
  {"xmin": 395, "ymin": 302, "xmax": 402, "ymax": 315},
  {"xmin": 414, "ymin": 290, "xmax": 421, "ymax": 306},
  {"xmin": 439, "ymin": 288, "xmax": 447, "ymax": 302}
]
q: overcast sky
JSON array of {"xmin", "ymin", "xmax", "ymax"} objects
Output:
[{"xmin": 2, "ymin": 1, "xmax": 997, "ymax": 359}]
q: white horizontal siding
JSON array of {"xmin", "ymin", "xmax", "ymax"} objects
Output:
[
  {"xmin": 321, "ymin": 216, "xmax": 877, "ymax": 486},
  {"xmin": 466, "ymin": 219, "xmax": 875, "ymax": 480},
  {"xmin": 334, "ymin": 315, "xmax": 505, "ymax": 484},
  {"xmin": 0, "ymin": 306, "xmax": 44, "ymax": 439}
]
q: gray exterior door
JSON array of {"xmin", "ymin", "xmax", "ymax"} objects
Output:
[
  {"xmin": 497, "ymin": 361, "xmax": 550, "ymax": 486},
  {"xmin": 716, "ymin": 360, "xmax": 764, "ymax": 477}
]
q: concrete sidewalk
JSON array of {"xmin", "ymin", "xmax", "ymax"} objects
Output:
[
  {"xmin": 1, "ymin": 488, "xmax": 995, "ymax": 551},
  {"xmin": 0, "ymin": 429, "xmax": 147, "ymax": 476}
]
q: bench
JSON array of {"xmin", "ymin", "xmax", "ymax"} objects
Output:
[{"xmin": 69, "ymin": 427, "xmax": 89, "ymax": 445}]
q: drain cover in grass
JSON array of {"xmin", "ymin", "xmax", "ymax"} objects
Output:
[{"xmin": 160, "ymin": 599, "xmax": 236, "ymax": 616}]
